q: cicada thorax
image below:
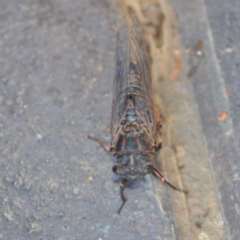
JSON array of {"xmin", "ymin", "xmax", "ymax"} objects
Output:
[{"xmin": 114, "ymin": 99, "xmax": 151, "ymax": 153}]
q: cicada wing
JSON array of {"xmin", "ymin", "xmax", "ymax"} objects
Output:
[
  {"xmin": 111, "ymin": 17, "xmax": 157, "ymax": 148},
  {"xmin": 111, "ymin": 18, "xmax": 129, "ymax": 141}
]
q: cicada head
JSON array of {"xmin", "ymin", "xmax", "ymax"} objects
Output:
[{"xmin": 112, "ymin": 153, "xmax": 155, "ymax": 180}]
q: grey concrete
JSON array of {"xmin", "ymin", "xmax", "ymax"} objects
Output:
[{"xmin": 1, "ymin": 0, "xmax": 240, "ymax": 239}]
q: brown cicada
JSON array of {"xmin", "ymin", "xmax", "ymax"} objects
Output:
[{"xmin": 89, "ymin": 17, "xmax": 186, "ymax": 214}]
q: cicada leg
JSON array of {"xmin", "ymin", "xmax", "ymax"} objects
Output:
[
  {"xmin": 117, "ymin": 178, "xmax": 129, "ymax": 214},
  {"xmin": 88, "ymin": 135, "xmax": 111, "ymax": 152},
  {"xmin": 151, "ymin": 166, "xmax": 188, "ymax": 194}
]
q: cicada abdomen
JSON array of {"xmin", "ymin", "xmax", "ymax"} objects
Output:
[{"xmin": 89, "ymin": 17, "xmax": 187, "ymax": 214}]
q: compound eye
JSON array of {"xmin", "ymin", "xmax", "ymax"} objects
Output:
[{"xmin": 112, "ymin": 165, "xmax": 119, "ymax": 174}]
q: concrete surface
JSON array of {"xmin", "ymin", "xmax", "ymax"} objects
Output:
[{"xmin": 0, "ymin": 0, "xmax": 240, "ymax": 239}]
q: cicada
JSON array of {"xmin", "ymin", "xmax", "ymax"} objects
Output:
[{"xmin": 89, "ymin": 17, "xmax": 186, "ymax": 214}]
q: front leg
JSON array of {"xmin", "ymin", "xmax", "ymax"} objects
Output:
[
  {"xmin": 88, "ymin": 135, "xmax": 111, "ymax": 152},
  {"xmin": 117, "ymin": 178, "xmax": 129, "ymax": 214},
  {"xmin": 149, "ymin": 165, "xmax": 188, "ymax": 194}
]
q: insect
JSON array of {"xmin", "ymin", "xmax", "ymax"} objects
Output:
[{"xmin": 89, "ymin": 17, "xmax": 187, "ymax": 214}]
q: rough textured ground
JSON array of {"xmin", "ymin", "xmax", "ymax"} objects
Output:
[{"xmin": 0, "ymin": 0, "xmax": 239, "ymax": 239}]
